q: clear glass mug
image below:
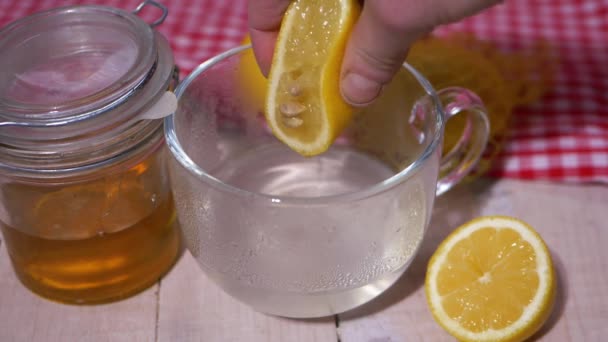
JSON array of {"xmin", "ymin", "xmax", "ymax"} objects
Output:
[{"xmin": 165, "ymin": 45, "xmax": 489, "ymax": 318}]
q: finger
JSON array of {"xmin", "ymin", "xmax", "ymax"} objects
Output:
[
  {"xmin": 340, "ymin": 0, "xmax": 500, "ymax": 106},
  {"xmin": 247, "ymin": 0, "xmax": 291, "ymax": 76},
  {"xmin": 340, "ymin": 0, "xmax": 444, "ymax": 106}
]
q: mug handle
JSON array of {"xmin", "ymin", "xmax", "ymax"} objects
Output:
[{"xmin": 435, "ymin": 87, "xmax": 490, "ymax": 196}]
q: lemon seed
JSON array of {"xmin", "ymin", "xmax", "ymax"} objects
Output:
[
  {"xmin": 288, "ymin": 83, "xmax": 302, "ymax": 97},
  {"xmin": 280, "ymin": 101, "xmax": 306, "ymax": 117},
  {"xmin": 283, "ymin": 117, "xmax": 304, "ymax": 128}
]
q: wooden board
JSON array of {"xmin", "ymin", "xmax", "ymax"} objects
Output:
[
  {"xmin": 0, "ymin": 243, "xmax": 158, "ymax": 342},
  {"xmin": 0, "ymin": 179, "xmax": 606, "ymax": 341},
  {"xmin": 337, "ymin": 180, "xmax": 608, "ymax": 342}
]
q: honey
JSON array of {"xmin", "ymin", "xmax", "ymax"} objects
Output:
[{"xmin": 0, "ymin": 150, "xmax": 180, "ymax": 304}]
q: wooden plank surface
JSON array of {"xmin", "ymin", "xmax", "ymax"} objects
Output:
[
  {"xmin": 0, "ymin": 242, "xmax": 159, "ymax": 342},
  {"xmin": 0, "ymin": 179, "xmax": 606, "ymax": 341},
  {"xmin": 337, "ymin": 179, "xmax": 608, "ymax": 342}
]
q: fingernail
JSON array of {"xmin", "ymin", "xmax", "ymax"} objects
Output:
[{"xmin": 341, "ymin": 73, "xmax": 382, "ymax": 106}]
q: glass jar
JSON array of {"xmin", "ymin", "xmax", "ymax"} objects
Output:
[{"xmin": 0, "ymin": 1, "xmax": 181, "ymax": 304}]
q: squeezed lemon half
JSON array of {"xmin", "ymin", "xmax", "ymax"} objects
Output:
[{"xmin": 264, "ymin": 0, "xmax": 360, "ymax": 156}]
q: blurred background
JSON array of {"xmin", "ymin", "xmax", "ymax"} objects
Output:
[{"xmin": 1, "ymin": 0, "xmax": 606, "ymax": 183}]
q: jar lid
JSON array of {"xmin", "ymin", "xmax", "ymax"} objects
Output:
[
  {"xmin": 0, "ymin": 4, "xmax": 159, "ymax": 126},
  {"xmin": 0, "ymin": 2, "xmax": 177, "ymax": 176}
]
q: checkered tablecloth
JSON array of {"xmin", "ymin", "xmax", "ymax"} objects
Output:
[{"xmin": 1, "ymin": 0, "xmax": 607, "ymax": 183}]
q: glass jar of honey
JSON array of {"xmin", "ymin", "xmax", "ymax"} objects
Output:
[{"xmin": 0, "ymin": 2, "xmax": 181, "ymax": 304}]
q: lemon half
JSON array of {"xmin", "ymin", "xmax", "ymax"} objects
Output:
[
  {"xmin": 265, "ymin": 0, "xmax": 360, "ymax": 156},
  {"xmin": 426, "ymin": 216, "xmax": 556, "ymax": 342}
]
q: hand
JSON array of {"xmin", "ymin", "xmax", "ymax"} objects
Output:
[{"xmin": 248, "ymin": 0, "xmax": 501, "ymax": 106}]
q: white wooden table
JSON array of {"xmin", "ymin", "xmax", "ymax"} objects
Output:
[{"xmin": 1, "ymin": 179, "xmax": 606, "ymax": 341}]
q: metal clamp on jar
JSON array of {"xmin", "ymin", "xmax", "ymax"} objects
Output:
[{"xmin": 0, "ymin": 1, "xmax": 181, "ymax": 304}]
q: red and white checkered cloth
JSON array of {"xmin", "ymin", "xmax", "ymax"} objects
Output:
[{"xmin": 1, "ymin": 0, "xmax": 607, "ymax": 183}]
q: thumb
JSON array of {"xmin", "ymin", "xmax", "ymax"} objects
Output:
[{"xmin": 340, "ymin": 2, "xmax": 430, "ymax": 106}]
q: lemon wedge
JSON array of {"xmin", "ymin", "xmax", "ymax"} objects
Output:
[
  {"xmin": 425, "ymin": 216, "xmax": 556, "ymax": 342},
  {"xmin": 265, "ymin": 0, "xmax": 360, "ymax": 156}
]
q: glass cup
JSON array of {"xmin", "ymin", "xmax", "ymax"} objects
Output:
[{"xmin": 165, "ymin": 45, "xmax": 489, "ymax": 318}]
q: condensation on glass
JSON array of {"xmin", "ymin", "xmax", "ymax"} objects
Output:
[{"xmin": 0, "ymin": 2, "xmax": 181, "ymax": 304}]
